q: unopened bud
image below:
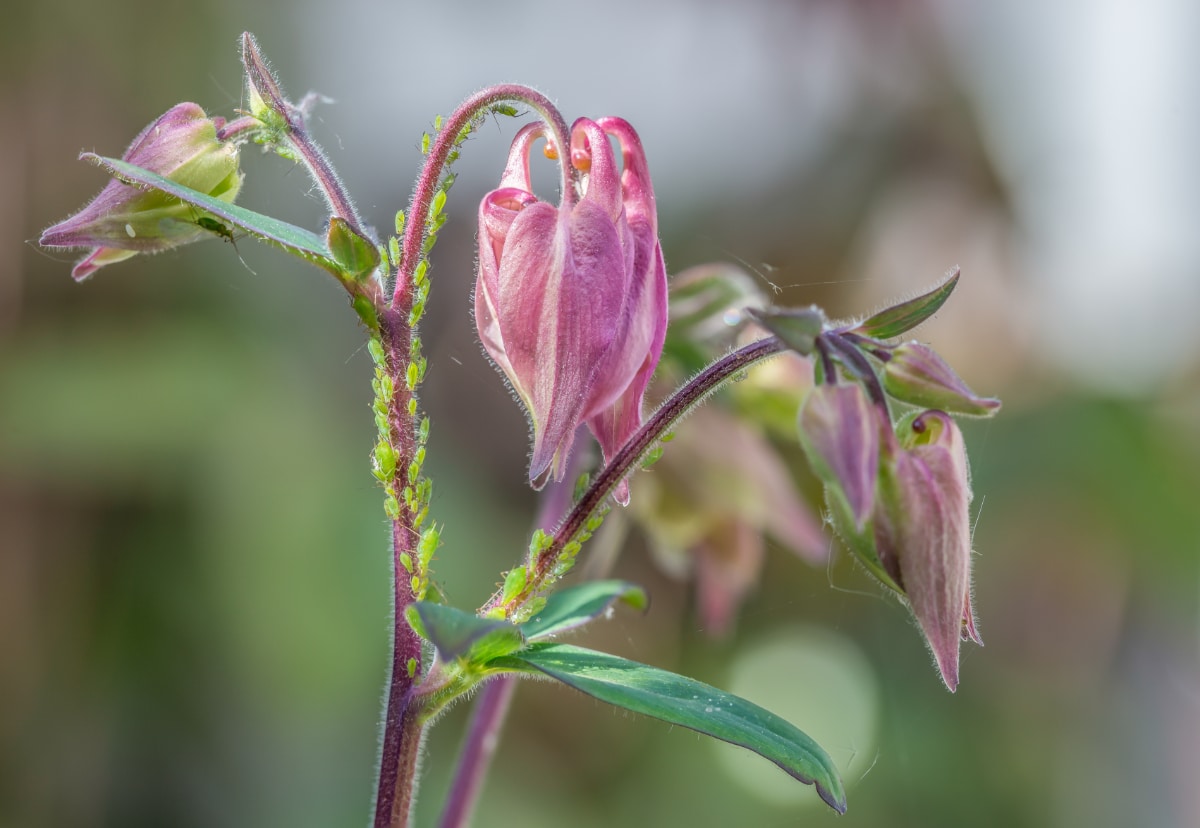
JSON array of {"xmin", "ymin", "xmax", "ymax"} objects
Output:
[{"xmin": 883, "ymin": 342, "xmax": 1000, "ymax": 417}]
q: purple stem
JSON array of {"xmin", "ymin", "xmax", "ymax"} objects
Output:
[
  {"xmin": 372, "ymin": 308, "xmax": 427, "ymax": 828},
  {"xmin": 439, "ymin": 430, "xmax": 588, "ymax": 828},
  {"xmin": 240, "ymin": 33, "xmax": 371, "ymax": 242},
  {"xmin": 824, "ymin": 332, "xmax": 890, "ymax": 415},
  {"xmin": 372, "ymin": 86, "xmax": 571, "ymax": 827},
  {"xmin": 437, "ymin": 677, "xmax": 517, "ymax": 828}
]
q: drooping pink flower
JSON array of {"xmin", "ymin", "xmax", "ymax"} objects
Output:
[
  {"xmin": 475, "ymin": 116, "xmax": 667, "ymax": 501},
  {"xmin": 40, "ymin": 103, "xmax": 242, "ymax": 281}
]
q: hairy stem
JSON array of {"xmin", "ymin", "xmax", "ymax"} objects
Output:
[
  {"xmin": 373, "ymin": 87, "xmax": 572, "ymax": 826},
  {"xmin": 391, "ymin": 85, "xmax": 571, "ymax": 308},
  {"xmin": 486, "ymin": 336, "xmax": 786, "ymax": 616},
  {"xmin": 240, "ymin": 33, "xmax": 369, "ymax": 241},
  {"xmin": 372, "ymin": 307, "xmax": 427, "ymax": 828}
]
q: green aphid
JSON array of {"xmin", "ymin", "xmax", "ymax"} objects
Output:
[
  {"xmin": 368, "ymin": 338, "xmax": 386, "ymax": 365},
  {"xmin": 195, "ymin": 214, "xmax": 236, "ymax": 242},
  {"xmin": 418, "ymin": 526, "xmax": 440, "ymax": 569},
  {"xmin": 501, "ymin": 567, "xmax": 527, "ymax": 603}
]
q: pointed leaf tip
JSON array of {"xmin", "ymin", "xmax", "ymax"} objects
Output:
[
  {"xmin": 487, "ymin": 643, "xmax": 846, "ymax": 813},
  {"xmin": 855, "ymin": 267, "xmax": 960, "ymax": 339}
]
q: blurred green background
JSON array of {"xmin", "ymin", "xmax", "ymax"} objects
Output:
[{"xmin": 3, "ymin": 2, "xmax": 1199, "ymax": 826}]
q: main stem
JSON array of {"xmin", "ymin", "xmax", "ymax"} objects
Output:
[
  {"xmin": 373, "ymin": 85, "xmax": 572, "ymax": 828},
  {"xmin": 373, "ymin": 307, "xmax": 426, "ymax": 828}
]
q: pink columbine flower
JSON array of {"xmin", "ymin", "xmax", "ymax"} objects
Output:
[
  {"xmin": 40, "ymin": 103, "xmax": 242, "ymax": 281},
  {"xmin": 475, "ymin": 116, "xmax": 667, "ymax": 502}
]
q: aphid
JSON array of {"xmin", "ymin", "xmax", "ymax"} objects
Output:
[
  {"xmin": 194, "ymin": 214, "xmax": 236, "ymax": 243},
  {"xmin": 189, "ymin": 209, "xmax": 256, "ymax": 275}
]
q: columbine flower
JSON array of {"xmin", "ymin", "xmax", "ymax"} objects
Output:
[
  {"xmin": 475, "ymin": 116, "xmax": 667, "ymax": 501},
  {"xmin": 40, "ymin": 102, "xmax": 242, "ymax": 281}
]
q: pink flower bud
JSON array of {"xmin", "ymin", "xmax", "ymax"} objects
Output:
[
  {"xmin": 40, "ymin": 103, "xmax": 242, "ymax": 281},
  {"xmin": 476, "ymin": 117, "xmax": 667, "ymax": 499},
  {"xmin": 875, "ymin": 411, "xmax": 975, "ymax": 691},
  {"xmin": 797, "ymin": 383, "xmax": 881, "ymax": 531},
  {"xmin": 883, "ymin": 341, "xmax": 1001, "ymax": 417}
]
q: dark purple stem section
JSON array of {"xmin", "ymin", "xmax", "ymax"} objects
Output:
[{"xmin": 372, "ymin": 307, "xmax": 426, "ymax": 828}]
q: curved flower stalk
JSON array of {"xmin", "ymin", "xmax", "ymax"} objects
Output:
[
  {"xmin": 40, "ymin": 103, "xmax": 242, "ymax": 280},
  {"xmin": 476, "ymin": 116, "xmax": 668, "ymax": 502}
]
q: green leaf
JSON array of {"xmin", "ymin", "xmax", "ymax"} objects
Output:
[
  {"xmin": 854, "ymin": 267, "xmax": 960, "ymax": 339},
  {"xmin": 489, "ymin": 643, "xmax": 846, "ymax": 813},
  {"xmin": 519, "ymin": 580, "xmax": 648, "ymax": 641},
  {"xmin": 327, "ymin": 217, "xmax": 381, "ymax": 280},
  {"xmin": 406, "ymin": 602, "xmax": 524, "ymax": 663},
  {"xmin": 84, "ymin": 154, "xmax": 339, "ymax": 271},
  {"xmin": 745, "ymin": 306, "xmax": 825, "ymax": 356}
]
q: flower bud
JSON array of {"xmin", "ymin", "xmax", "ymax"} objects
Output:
[
  {"xmin": 476, "ymin": 116, "xmax": 667, "ymax": 500},
  {"xmin": 874, "ymin": 411, "xmax": 975, "ymax": 691},
  {"xmin": 796, "ymin": 383, "xmax": 881, "ymax": 531},
  {"xmin": 804, "ymin": 391, "xmax": 980, "ymax": 691},
  {"xmin": 883, "ymin": 341, "xmax": 1000, "ymax": 417},
  {"xmin": 40, "ymin": 103, "xmax": 243, "ymax": 281}
]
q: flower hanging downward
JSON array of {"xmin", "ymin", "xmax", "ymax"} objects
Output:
[
  {"xmin": 475, "ymin": 116, "xmax": 667, "ymax": 501},
  {"xmin": 40, "ymin": 103, "xmax": 243, "ymax": 281}
]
